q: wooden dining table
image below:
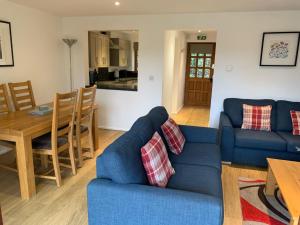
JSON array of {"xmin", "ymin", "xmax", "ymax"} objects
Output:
[{"xmin": 0, "ymin": 104, "xmax": 99, "ymax": 200}]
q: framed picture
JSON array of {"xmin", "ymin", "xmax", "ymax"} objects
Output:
[
  {"xmin": 260, "ymin": 32, "xmax": 300, "ymax": 66},
  {"xmin": 0, "ymin": 20, "xmax": 14, "ymax": 67}
]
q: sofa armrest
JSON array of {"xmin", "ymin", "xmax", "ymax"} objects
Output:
[
  {"xmin": 179, "ymin": 125, "xmax": 218, "ymax": 144},
  {"xmin": 88, "ymin": 179, "xmax": 223, "ymax": 225},
  {"xmin": 218, "ymin": 112, "xmax": 235, "ymax": 162}
]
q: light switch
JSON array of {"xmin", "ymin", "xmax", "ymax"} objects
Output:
[
  {"xmin": 225, "ymin": 65, "xmax": 233, "ymax": 72},
  {"xmin": 149, "ymin": 75, "xmax": 154, "ymax": 81}
]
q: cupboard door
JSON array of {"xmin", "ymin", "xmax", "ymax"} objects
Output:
[
  {"xmin": 96, "ymin": 36, "xmax": 103, "ymax": 67},
  {"xmin": 89, "ymin": 33, "xmax": 97, "ymax": 68},
  {"xmin": 102, "ymin": 36, "xmax": 109, "ymax": 67}
]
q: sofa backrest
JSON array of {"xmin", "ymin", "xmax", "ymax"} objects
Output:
[
  {"xmin": 147, "ymin": 106, "xmax": 170, "ymax": 151},
  {"xmin": 277, "ymin": 100, "xmax": 300, "ymax": 132},
  {"xmin": 96, "ymin": 106, "xmax": 169, "ymax": 185},
  {"xmin": 223, "ymin": 98, "xmax": 277, "ymax": 130}
]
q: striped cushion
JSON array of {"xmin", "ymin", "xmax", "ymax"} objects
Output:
[
  {"xmin": 161, "ymin": 118, "xmax": 186, "ymax": 155},
  {"xmin": 141, "ymin": 132, "xmax": 175, "ymax": 187},
  {"xmin": 241, "ymin": 104, "xmax": 272, "ymax": 131},
  {"xmin": 290, "ymin": 110, "xmax": 300, "ymax": 135}
]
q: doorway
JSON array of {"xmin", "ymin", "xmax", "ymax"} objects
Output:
[{"xmin": 184, "ymin": 43, "xmax": 216, "ymax": 106}]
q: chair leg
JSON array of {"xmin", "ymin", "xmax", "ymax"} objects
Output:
[
  {"xmin": 68, "ymin": 135, "xmax": 77, "ymax": 175},
  {"xmin": 76, "ymin": 133, "xmax": 83, "ymax": 167},
  {"xmin": 52, "ymin": 153, "xmax": 62, "ymax": 187},
  {"xmin": 88, "ymin": 126, "xmax": 94, "ymax": 158}
]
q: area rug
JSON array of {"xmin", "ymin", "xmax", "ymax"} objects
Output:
[{"xmin": 238, "ymin": 177, "xmax": 290, "ymax": 225}]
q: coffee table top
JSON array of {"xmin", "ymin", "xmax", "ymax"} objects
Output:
[{"xmin": 267, "ymin": 158, "xmax": 300, "ymax": 218}]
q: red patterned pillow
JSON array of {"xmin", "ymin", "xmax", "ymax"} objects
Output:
[
  {"xmin": 161, "ymin": 118, "xmax": 185, "ymax": 155},
  {"xmin": 141, "ymin": 132, "xmax": 175, "ymax": 187},
  {"xmin": 290, "ymin": 110, "xmax": 300, "ymax": 135},
  {"xmin": 241, "ymin": 104, "xmax": 272, "ymax": 131}
]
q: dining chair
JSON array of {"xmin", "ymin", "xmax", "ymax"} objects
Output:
[
  {"xmin": 8, "ymin": 80, "xmax": 36, "ymax": 111},
  {"xmin": 0, "ymin": 83, "xmax": 17, "ymax": 173},
  {"xmin": 0, "ymin": 84, "xmax": 10, "ymax": 114},
  {"xmin": 75, "ymin": 85, "xmax": 96, "ymax": 167},
  {"xmin": 32, "ymin": 91, "xmax": 78, "ymax": 187}
]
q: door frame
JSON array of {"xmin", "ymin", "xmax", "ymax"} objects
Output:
[{"xmin": 184, "ymin": 42, "xmax": 216, "ymax": 106}]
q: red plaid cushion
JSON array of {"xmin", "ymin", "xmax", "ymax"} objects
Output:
[
  {"xmin": 161, "ymin": 118, "xmax": 186, "ymax": 155},
  {"xmin": 141, "ymin": 132, "xmax": 175, "ymax": 187},
  {"xmin": 241, "ymin": 104, "xmax": 272, "ymax": 131},
  {"xmin": 290, "ymin": 110, "xmax": 300, "ymax": 135}
]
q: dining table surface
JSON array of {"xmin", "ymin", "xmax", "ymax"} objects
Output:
[{"xmin": 0, "ymin": 103, "xmax": 99, "ymax": 200}]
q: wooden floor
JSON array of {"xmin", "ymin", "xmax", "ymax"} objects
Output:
[
  {"xmin": 172, "ymin": 106, "xmax": 210, "ymax": 127},
  {"xmin": 0, "ymin": 128, "xmax": 267, "ymax": 225}
]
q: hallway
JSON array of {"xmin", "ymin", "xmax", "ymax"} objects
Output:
[{"xmin": 171, "ymin": 106, "xmax": 210, "ymax": 127}]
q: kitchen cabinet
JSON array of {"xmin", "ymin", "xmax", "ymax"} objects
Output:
[
  {"xmin": 110, "ymin": 38, "xmax": 130, "ymax": 67},
  {"xmin": 89, "ymin": 32, "xmax": 109, "ymax": 68}
]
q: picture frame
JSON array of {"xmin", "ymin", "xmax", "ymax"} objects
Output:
[
  {"xmin": 259, "ymin": 32, "xmax": 300, "ymax": 67},
  {"xmin": 0, "ymin": 20, "xmax": 14, "ymax": 67}
]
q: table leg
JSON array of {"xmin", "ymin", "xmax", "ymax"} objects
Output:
[
  {"xmin": 16, "ymin": 135, "xmax": 36, "ymax": 200},
  {"xmin": 290, "ymin": 217, "xmax": 299, "ymax": 225},
  {"xmin": 265, "ymin": 166, "xmax": 276, "ymax": 196},
  {"xmin": 92, "ymin": 108, "xmax": 99, "ymax": 151}
]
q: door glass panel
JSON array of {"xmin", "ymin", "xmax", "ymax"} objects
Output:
[
  {"xmin": 204, "ymin": 69, "xmax": 210, "ymax": 78},
  {"xmin": 191, "ymin": 53, "xmax": 197, "ymax": 57},
  {"xmin": 206, "ymin": 53, "xmax": 212, "ymax": 57},
  {"xmin": 197, "ymin": 58, "xmax": 204, "ymax": 67},
  {"xmin": 197, "ymin": 69, "xmax": 203, "ymax": 78},
  {"xmin": 205, "ymin": 58, "xmax": 211, "ymax": 67},
  {"xmin": 190, "ymin": 58, "xmax": 196, "ymax": 67},
  {"xmin": 198, "ymin": 53, "xmax": 204, "ymax": 57},
  {"xmin": 189, "ymin": 68, "xmax": 196, "ymax": 78}
]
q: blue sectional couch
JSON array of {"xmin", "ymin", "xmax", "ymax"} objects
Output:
[
  {"xmin": 219, "ymin": 98, "xmax": 300, "ymax": 167},
  {"xmin": 88, "ymin": 106, "xmax": 223, "ymax": 225}
]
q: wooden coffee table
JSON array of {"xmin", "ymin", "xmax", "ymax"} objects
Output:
[{"xmin": 266, "ymin": 158, "xmax": 300, "ymax": 225}]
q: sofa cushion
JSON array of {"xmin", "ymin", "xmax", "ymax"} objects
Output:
[
  {"xmin": 290, "ymin": 110, "xmax": 300, "ymax": 135},
  {"xmin": 277, "ymin": 132, "xmax": 300, "ymax": 153},
  {"xmin": 235, "ymin": 128, "xmax": 286, "ymax": 151},
  {"xmin": 96, "ymin": 116, "xmax": 154, "ymax": 184},
  {"xmin": 141, "ymin": 132, "xmax": 175, "ymax": 187},
  {"xmin": 167, "ymin": 164, "xmax": 222, "ymax": 199},
  {"xmin": 277, "ymin": 100, "xmax": 300, "ymax": 132},
  {"xmin": 169, "ymin": 143, "xmax": 221, "ymax": 171},
  {"xmin": 224, "ymin": 98, "xmax": 276, "ymax": 130},
  {"xmin": 241, "ymin": 104, "xmax": 272, "ymax": 131},
  {"xmin": 161, "ymin": 118, "xmax": 185, "ymax": 155}
]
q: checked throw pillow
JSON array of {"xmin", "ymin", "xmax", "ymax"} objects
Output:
[
  {"xmin": 290, "ymin": 110, "xmax": 300, "ymax": 135},
  {"xmin": 141, "ymin": 132, "xmax": 175, "ymax": 187}
]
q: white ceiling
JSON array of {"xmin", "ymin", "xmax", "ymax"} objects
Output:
[{"xmin": 8, "ymin": 0, "xmax": 300, "ymax": 16}]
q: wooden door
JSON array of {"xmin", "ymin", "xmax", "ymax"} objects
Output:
[{"xmin": 184, "ymin": 43, "xmax": 216, "ymax": 106}]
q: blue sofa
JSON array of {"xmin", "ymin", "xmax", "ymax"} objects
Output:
[
  {"xmin": 88, "ymin": 106, "xmax": 223, "ymax": 225},
  {"xmin": 219, "ymin": 98, "xmax": 300, "ymax": 167}
]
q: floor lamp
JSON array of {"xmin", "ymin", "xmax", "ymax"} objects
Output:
[{"xmin": 63, "ymin": 38, "xmax": 77, "ymax": 91}]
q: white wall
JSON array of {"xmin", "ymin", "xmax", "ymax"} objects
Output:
[
  {"xmin": 63, "ymin": 11, "xmax": 300, "ymax": 130},
  {"xmin": 0, "ymin": 0, "xmax": 67, "ymax": 106},
  {"xmin": 163, "ymin": 30, "xmax": 187, "ymax": 114}
]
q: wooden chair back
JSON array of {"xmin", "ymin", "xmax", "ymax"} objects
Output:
[
  {"xmin": 52, "ymin": 91, "xmax": 78, "ymax": 150},
  {"xmin": 0, "ymin": 84, "xmax": 10, "ymax": 114},
  {"xmin": 8, "ymin": 80, "xmax": 36, "ymax": 111},
  {"xmin": 76, "ymin": 86, "xmax": 96, "ymax": 127}
]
